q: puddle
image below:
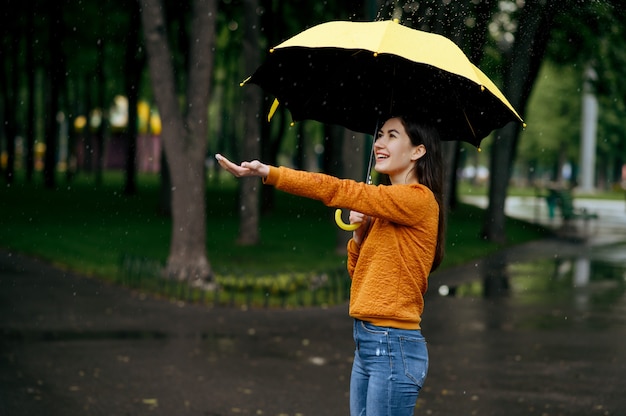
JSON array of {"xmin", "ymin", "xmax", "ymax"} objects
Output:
[
  {"xmin": 0, "ymin": 329, "xmax": 242, "ymax": 348},
  {"xmin": 1, "ymin": 329, "xmax": 169, "ymax": 342},
  {"xmin": 437, "ymin": 243, "xmax": 626, "ymax": 330}
]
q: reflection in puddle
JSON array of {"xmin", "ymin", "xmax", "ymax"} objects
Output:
[
  {"xmin": 437, "ymin": 244, "xmax": 626, "ymax": 329},
  {"xmin": 0, "ymin": 329, "xmax": 239, "ymax": 348},
  {"xmin": 1, "ymin": 330, "xmax": 170, "ymax": 342}
]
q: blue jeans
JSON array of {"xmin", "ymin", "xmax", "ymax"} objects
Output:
[{"xmin": 350, "ymin": 319, "xmax": 428, "ymax": 416}]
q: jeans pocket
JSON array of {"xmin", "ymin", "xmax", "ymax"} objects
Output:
[
  {"xmin": 399, "ymin": 336, "xmax": 428, "ymax": 388},
  {"xmin": 359, "ymin": 320, "xmax": 388, "ymax": 335}
]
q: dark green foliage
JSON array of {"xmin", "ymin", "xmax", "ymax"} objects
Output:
[{"xmin": 0, "ymin": 171, "xmax": 550, "ymax": 307}]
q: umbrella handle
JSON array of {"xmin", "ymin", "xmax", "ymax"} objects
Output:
[{"xmin": 334, "ymin": 209, "xmax": 361, "ymax": 231}]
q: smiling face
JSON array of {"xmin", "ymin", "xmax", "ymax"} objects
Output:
[{"xmin": 374, "ymin": 117, "xmax": 426, "ymax": 184}]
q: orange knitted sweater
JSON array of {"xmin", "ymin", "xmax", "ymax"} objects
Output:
[{"xmin": 264, "ymin": 166, "xmax": 439, "ymax": 330}]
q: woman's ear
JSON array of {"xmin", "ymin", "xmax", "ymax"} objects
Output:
[{"xmin": 411, "ymin": 144, "xmax": 426, "ymax": 161}]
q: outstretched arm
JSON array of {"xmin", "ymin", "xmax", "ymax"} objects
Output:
[{"xmin": 215, "ymin": 154, "xmax": 270, "ymax": 178}]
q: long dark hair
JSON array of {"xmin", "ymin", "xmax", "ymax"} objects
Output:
[{"xmin": 395, "ymin": 116, "xmax": 446, "ymax": 272}]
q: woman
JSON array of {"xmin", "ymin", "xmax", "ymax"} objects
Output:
[{"xmin": 216, "ymin": 115, "xmax": 445, "ymax": 416}]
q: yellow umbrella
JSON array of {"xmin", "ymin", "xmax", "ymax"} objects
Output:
[
  {"xmin": 244, "ymin": 19, "xmax": 523, "ymax": 147},
  {"xmin": 244, "ymin": 19, "xmax": 524, "ymax": 230}
]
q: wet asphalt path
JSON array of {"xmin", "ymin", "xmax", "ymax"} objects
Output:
[{"xmin": 2, "ymin": 233, "xmax": 626, "ymax": 416}]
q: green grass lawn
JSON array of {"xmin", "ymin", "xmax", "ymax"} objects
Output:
[{"xmin": 2, "ymin": 170, "xmax": 558, "ymax": 284}]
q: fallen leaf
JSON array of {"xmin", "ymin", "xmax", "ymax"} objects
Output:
[{"xmin": 142, "ymin": 398, "xmax": 158, "ymax": 407}]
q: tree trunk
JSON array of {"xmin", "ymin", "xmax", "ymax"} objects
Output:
[
  {"xmin": 237, "ymin": 0, "xmax": 262, "ymax": 246},
  {"xmin": 482, "ymin": 0, "xmax": 558, "ymax": 243},
  {"xmin": 94, "ymin": 37, "xmax": 105, "ymax": 188},
  {"xmin": 158, "ymin": 149, "xmax": 171, "ymax": 216},
  {"xmin": 25, "ymin": 1, "xmax": 36, "ymax": 182},
  {"xmin": 0, "ymin": 51, "xmax": 17, "ymax": 185},
  {"xmin": 258, "ymin": 0, "xmax": 285, "ymax": 215},
  {"xmin": 0, "ymin": 6, "xmax": 18, "ymax": 184},
  {"xmin": 123, "ymin": 1, "xmax": 144, "ymax": 196},
  {"xmin": 140, "ymin": 0, "xmax": 217, "ymax": 282},
  {"xmin": 44, "ymin": 1, "xmax": 64, "ymax": 189},
  {"xmin": 442, "ymin": 141, "xmax": 460, "ymax": 210},
  {"xmin": 259, "ymin": 105, "xmax": 286, "ymax": 214}
]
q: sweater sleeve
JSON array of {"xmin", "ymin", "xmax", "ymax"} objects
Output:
[
  {"xmin": 346, "ymin": 238, "xmax": 361, "ymax": 278},
  {"xmin": 264, "ymin": 166, "xmax": 436, "ymax": 226}
]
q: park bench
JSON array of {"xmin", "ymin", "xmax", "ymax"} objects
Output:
[{"xmin": 553, "ymin": 190, "xmax": 599, "ymax": 235}]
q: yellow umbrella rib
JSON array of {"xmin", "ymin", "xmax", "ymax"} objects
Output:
[
  {"xmin": 268, "ymin": 98, "xmax": 280, "ymax": 122},
  {"xmin": 462, "ymin": 108, "xmax": 477, "ymax": 139}
]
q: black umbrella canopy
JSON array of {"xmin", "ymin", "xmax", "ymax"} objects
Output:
[{"xmin": 245, "ymin": 20, "xmax": 524, "ymax": 148}]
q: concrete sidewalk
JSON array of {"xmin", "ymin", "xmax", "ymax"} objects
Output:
[{"xmin": 462, "ymin": 194, "xmax": 626, "ymax": 245}]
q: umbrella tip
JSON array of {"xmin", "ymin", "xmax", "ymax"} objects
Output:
[
  {"xmin": 393, "ymin": 18, "xmax": 399, "ymax": 23},
  {"xmin": 240, "ymin": 76, "xmax": 251, "ymax": 87},
  {"xmin": 269, "ymin": 48, "xmax": 275, "ymax": 53},
  {"xmin": 523, "ymin": 122, "xmax": 527, "ymax": 129}
]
